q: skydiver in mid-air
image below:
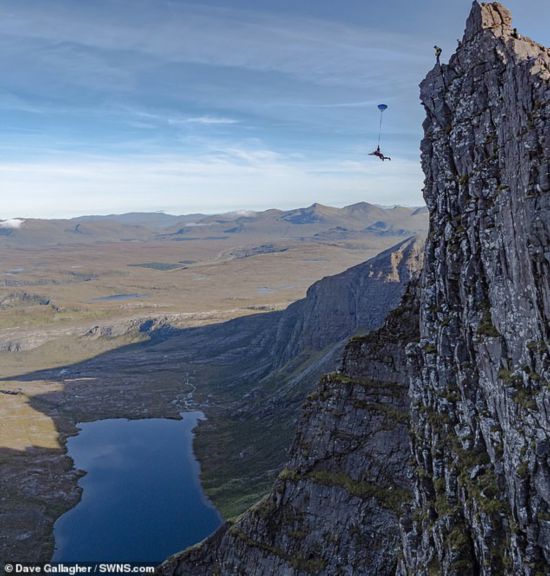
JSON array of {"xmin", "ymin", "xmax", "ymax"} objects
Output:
[
  {"xmin": 369, "ymin": 145, "xmax": 391, "ymax": 161},
  {"xmin": 369, "ymin": 104, "xmax": 391, "ymax": 161}
]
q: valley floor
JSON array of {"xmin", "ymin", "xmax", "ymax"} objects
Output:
[{"xmin": 0, "ymin": 219, "xmax": 417, "ymax": 563}]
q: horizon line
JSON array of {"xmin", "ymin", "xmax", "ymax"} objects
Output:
[{"xmin": 0, "ymin": 200, "xmax": 428, "ymax": 222}]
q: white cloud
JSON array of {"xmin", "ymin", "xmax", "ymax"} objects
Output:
[
  {"xmin": 0, "ymin": 150, "xmax": 424, "ymax": 219},
  {"xmin": 116, "ymin": 107, "xmax": 239, "ymax": 127},
  {"xmin": 0, "ymin": 218, "xmax": 25, "ymax": 229},
  {"xmin": 0, "ymin": 0, "xmax": 426, "ymax": 91},
  {"xmin": 176, "ymin": 116, "xmax": 239, "ymax": 126},
  {"xmin": 229, "ymin": 210, "xmax": 257, "ymax": 217}
]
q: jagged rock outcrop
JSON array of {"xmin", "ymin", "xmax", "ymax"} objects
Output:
[
  {"xmin": 399, "ymin": 3, "xmax": 550, "ymax": 575},
  {"xmin": 159, "ymin": 283, "xmax": 420, "ymax": 576}
]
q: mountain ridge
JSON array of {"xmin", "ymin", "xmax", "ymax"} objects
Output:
[{"xmin": 0, "ymin": 203, "xmax": 427, "ymax": 247}]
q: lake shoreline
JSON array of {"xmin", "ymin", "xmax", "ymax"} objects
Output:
[
  {"xmin": 0, "ymin": 357, "xmax": 217, "ymax": 565},
  {"xmin": 52, "ymin": 413, "xmax": 221, "ymax": 563}
]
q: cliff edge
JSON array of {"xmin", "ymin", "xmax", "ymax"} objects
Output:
[{"xmin": 159, "ymin": 282, "xmax": 419, "ymax": 576}]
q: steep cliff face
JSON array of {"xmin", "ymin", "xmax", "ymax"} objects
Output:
[
  {"xmin": 190, "ymin": 236, "xmax": 424, "ymax": 518},
  {"xmin": 274, "ymin": 236, "xmax": 423, "ymax": 365},
  {"xmin": 159, "ymin": 283, "xmax": 419, "ymax": 576},
  {"xmin": 400, "ymin": 3, "xmax": 550, "ymax": 575}
]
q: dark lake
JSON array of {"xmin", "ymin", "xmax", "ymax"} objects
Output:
[
  {"xmin": 52, "ymin": 412, "xmax": 221, "ymax": 563},
  {"xmin": 92, "ymin": 293, "xmax": 147, "ymax": 302}
]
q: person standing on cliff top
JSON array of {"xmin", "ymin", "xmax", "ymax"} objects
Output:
[{"xmin": 434, "ymin": 45, "xmax": 442, "ymax": 63}]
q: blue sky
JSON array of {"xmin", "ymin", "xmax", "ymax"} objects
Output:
[{"xmin": 1, "ymin": 0, "xmax": 549, "ymax": 218}]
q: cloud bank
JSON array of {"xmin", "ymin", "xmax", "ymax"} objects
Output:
[
  {"xmin": 0, "ymin": 151, "xmax": 424, "ymax": 219},
  {"xmin": 0, "ymin": 218, "xmax": 25, "ymax": 229}
]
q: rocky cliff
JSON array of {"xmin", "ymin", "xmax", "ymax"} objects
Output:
[
  {"xmin": 272, "ymin": 236, "xmax": 423, "ymax": 365},
  {"xmin": 159, "ymin": 282, "xmax": 420, "ymax": 576},
  {"xmin": 159, "ymin": 2, "xmax": 549, "ymax": 575},
  {"xmin": 192, "ymin": 235, "xmax": 423, "ymax": 517},
  {"xmin": 399, "ymin": 2, "xmax": 550, "ymax": 575}
]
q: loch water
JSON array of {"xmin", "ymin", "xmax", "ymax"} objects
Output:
[{"xmin": 52, "ymin": 412, "xmax": 221, "ymax": 563}]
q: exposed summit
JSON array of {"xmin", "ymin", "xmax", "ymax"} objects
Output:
[{"xmin": 464, "ymin": 1, "xmax": 512, "ymax": 40}]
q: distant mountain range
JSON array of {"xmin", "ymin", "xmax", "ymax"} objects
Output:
[{"xmin": 0, "ymin": 203, "xmax": 428, "ymax": 247}]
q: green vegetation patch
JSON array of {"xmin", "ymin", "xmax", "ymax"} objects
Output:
[
  {"xmin": 280, "ymin": 467, "xmax": 410, "ymax": 512},
  {"xmin": 228, "ymin": 527, "xmax": 326, "ymax": 573},
  {"xmin": 351, "ymin": 399, "xmax": 408, "ymax": 425},
  {"xmin": 322, "ymin": 372, "xmax": 355, "ymax": 385},
  {"xmin": 279, "ymin": 468, "xmax": 300, "ymax": 481},
  {"xmin": 514, "ymin": 388, "xmax": 538, "ymax": 411},
  {"xmin": 195, "ymin": 409, "xmax": 295, "ymax": 520},
  {"xmin": 306, "ymin": 470, "xmax": 410, "ymax": 513},
  {"xmin": 478, "ymin": 307, "xmax": 500, "ymax": 337}
]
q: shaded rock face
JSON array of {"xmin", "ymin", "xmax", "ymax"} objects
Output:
[
  {"xmin": 400, "ymin": 3, "xmax": 550, "ymax": 575},
  {"xmin": 159, "ymin": 283, "xmax": 420, "ymax": 576},
  {"xmin": 187, "ymin": 236, "xmax": 423, "ymax": 520}
]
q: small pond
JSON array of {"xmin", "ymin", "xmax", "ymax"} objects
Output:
[{"xmin": 92, "ymin": 293, "xmax": 147, "ymax": 302}]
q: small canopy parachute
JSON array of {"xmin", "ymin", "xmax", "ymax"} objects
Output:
[
  {"xmin": 376, "ymin": 104, "xmax": 388, "ymax": 145},
  {"xmin": 369, "ymin": 104, "xmax": 391, "ymax": 161}
]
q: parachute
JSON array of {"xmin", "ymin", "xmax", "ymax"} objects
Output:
[{"xmin": 376, "ymin": 104, "xmax": 388, "ymax": 146}]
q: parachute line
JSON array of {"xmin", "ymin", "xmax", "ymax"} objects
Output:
[{"xmin": 377, "ymin": 104, "xmax": 387, "ymax": 146}]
